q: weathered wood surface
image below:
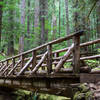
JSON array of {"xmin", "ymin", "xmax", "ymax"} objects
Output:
[
  {"xmin": 0, "ymin": 64, "xmax": 6, "ymax": 72},
  {"xmin": 55, "ymin": 44, "xmax": 74, "ymax": 73},
  {"xmin": 52, "ymin": 38, "xmax": 100, "ymax": 54},
  {"xmin": 30, "ymin": 52, "xmax": 48, "ymax": 74},
  {"xmin": 17, "ymin": 57, "xmax": 33, "ymax": 76},
  {"xmin": 47, "ymin": 45, "xmax": 52, "ymax": 73},
  {"xmin": 80, "ymin": 74, "xmax": 100, "ymax": 83},
  {"xmin": 2, "ymin": 63, "xmax": 12, "ymax": 75},
  {"xmin": 7, "ymin": 60, "xmax": 21, "ymax": 76},
  {"xmin": 73, "ymin": 35, "xmax": 80, "ymax": 73}
]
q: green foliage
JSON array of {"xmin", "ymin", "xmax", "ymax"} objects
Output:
[
  {"xmin": 74, "ymin": 84, "xmax": 93, "ymax": 100},
  {"xmin": 0, "ymin": 55, "xmax": 6, "ymax": 60},
  {"xmin": 85, "ymin": 60, "xmax": 100, "ymax": 68}
]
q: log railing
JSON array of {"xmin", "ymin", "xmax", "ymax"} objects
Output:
[{"xmin": 0, "ymin": 30, "xmax": 100, "ymax": 77}]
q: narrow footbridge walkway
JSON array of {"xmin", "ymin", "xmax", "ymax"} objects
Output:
[{"xmin": 0, "ymin": 31, "xmax": 100, "ymax": 98}]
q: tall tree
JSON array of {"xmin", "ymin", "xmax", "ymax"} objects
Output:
[
  {"xmin": 59, "ymin": 0, "xmax": 61, "ymax": 37},
  {"xmin": 27, "ymin": 0, "xmax": 30, "ymax": 34},
  {"xmin": 96, "ymin": 0, "xmax": 100, "ymax": 38},
  {"xmin": 39, "ymin": 0, "xmax": 48, "ymax": 44},
  {"xmin": 7, "ymin": 1, "xmax": 14, "ymax": 56},
  {"xmin": 0, "ymin": 0, "xmax": 3, "ymax": 44},
  {"xmin": 19, "ymin": 0, "xmax": 26, "ymax": 53},
  {"xmin": 65, "ymin": 0, "xmax": 70, "ymax": 46},
  {"xmin": 34, "ymin": 0, "xmax": 40, "ymax": 34},
  {"xmin": 51, "ymin": 0, "xmax": 57, "ymax": 40},
  {"xmin": 34, "ymin": 0, "xmax": 40, "ymax": 46}
]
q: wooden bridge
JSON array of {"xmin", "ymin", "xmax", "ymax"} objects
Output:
[{"xmin": 0, "ymin": 31, "xmax": 100, "ymax": 99}]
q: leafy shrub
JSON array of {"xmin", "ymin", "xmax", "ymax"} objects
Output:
[{"xmin": 85, "ymin": 60, "xmax": 100, "ymax": 68}]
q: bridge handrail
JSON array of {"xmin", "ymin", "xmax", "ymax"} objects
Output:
[{"xmin": 0, "ymin": 30, "xmax": 84, "ymax": 63}]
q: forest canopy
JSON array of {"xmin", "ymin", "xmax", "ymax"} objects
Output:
[{"xmin": 0, "ymin": 0, "xmax": 100, "ymax": 59}]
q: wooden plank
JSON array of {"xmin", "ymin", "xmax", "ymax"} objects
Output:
[
  {"xmin": 80, "ymin": 74, "xmax": 100, "ymax": 83},
  {"xmin": 66, "ymin": 54, "xmax": 100, "ymax": 62},
  {"xmin": 52, "ymin": 38, "xmax": 100, "ymax": 54},
  {"xmin": 30, "ymin": 52, "xmax": 48, "ymax": 74},
  {"xmin": 17, "ymin": 57, "xmax": 33, "ymax": 76},
  {"xmin": 47, "ymin": 45, "xmax": 52, "ymax": 74},
  {"xmin": 54, "ymin": 44, "xmax": 74, "ymax": 73},
  {"xmin": 0, "ymin": 64, "xmax": 6, "ymax": 72},
  {"xmin": 80, "ymin": 38, "xmax": 100, "ymax": 47},
  {"xmin": 7, "ymin": 60, "xmax": 21, "ymax": 76},
  {"xmin": 1, "ymin": 63, "xmax": 12, "ymax": 75},
  {"xmin": 73, "ymin": 36, "xmax": 80, "ymax": 73},
  {"xmin": 0, "ymin": 62, "xmax": 4, "ymax": 70}
]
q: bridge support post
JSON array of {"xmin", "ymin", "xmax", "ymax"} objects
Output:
[
  {"xmin": 47, "ymin": 44, "xmax": 52, "ymax": 74},
  {"xmin": 73, "ymin": 35, "xmax": 80, "ymax": 73},
  {"xmin": 21, "ymin": 54, "xmax": 24, "ymax": 68},
  {"xmin": 12, "ymin": 58, "xmax": 15, "ymax": 67},
  {"xmin": 32, "ymin": 51, "xmax": 37, "ymax": 69}
]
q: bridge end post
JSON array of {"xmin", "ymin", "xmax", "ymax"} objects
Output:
[
  {"xmin": 73, "ymin": 32, "xmax": 83, "ymax": 73},
  {"xmin": 47, "ymin": 44, "xmax": 52, "ymax": 74}
]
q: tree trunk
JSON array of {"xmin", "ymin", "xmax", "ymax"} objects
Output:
[
  {"xmin": 27, "ymin": 0, "xmax": 30, "ymax": 34},
  {"xmin": 39, "ymin": 0, "xmax": 48, "ymax": 45},
  {"xmin": 51, "ymin": 14, "xmax": 57, "ymax": 40},
  {"xmin": 51, "ymin": 0, "xmax": 57, "ymax": 40},
  {"xmin": 97, "ymin": 0, "xmax": 100, "ymax": 38},
  {"xmin": 0, "ymin": 0, "xmax": 3, "ymax": 45},
  {"xmin": 34, "ymin": 0, "xmax": 40, "ymax": 34},
  {"xmin": 19, "ymin": 0, "xmax": 25, "ymax": 53},
  {"xmin": 65, "ymin": 0, "xmax": 70, "ymax": 46},
  {"xmin": 59, "ymin": 0, "xmax": 61, "ymax": 37},
  {"xmin": 73, "ymin": 0, "xmax": 80, "ymax": 31},
  {"xmin": 7, "ymin": 1, "xmax": 14, "ymax": 56}
]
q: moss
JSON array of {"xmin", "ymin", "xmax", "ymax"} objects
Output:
[
  {"xmin": 74, "ymin": 92, "xmax": 86, "ymax": 100},
  {"xmin": 73, "ymin": 84, "xmax": 93, "ymax": 100},
  {"xmin": 85, "ymin": 91, "xmax": 93, "ymax": 100},
  {"xmin": 85, "ymin": 60, "xmax": 100, "ymax": 68},
  {"xmin": 79, "ymin": 84, "xmax": 89, "ymax": 93}
]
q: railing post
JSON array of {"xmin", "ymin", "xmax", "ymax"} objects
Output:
[
  {"xmin": 32, "ymin": 50, "xmax": 37, "ymax": 69},
  {"xmin": 54, "ymin": 52, "xmax": 59, "ymax": 67},
  {"xmin": 12, "ymin": 58, "xmax": 15, "ymax": 67},
  {"xmin": 21, "ymin": 54, "xmax": 24, "ymax": 68},
  {"xmin": 73, "ymin": 35, "xmax": 80, "ymax": 73},
  {"xmin": 47, "ymin": 44, "xmax": 52, "ymax": 74},
  {"xmin": 6, "ymin": 60, "xmax": 9, "ymax": 67}
]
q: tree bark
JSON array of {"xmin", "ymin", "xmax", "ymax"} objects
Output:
[
  {"xmin": 7, "ymin": 1, "xmax": 14, "ymax": 56},
  {"xmin": 97, "ymin": 0, "xmax": 100, "ymax": 38},
  {"xmin": 39, "ymin": 0, "xmax": 48, "ymax": 45},
  {"xmin": 0, "ymin": 0, "xmax": 3, "ymax": 44},
  {"xmin": 27, "ymin": 0, "xmax": 30, "ymax": 34},
  {"xmin": 59, "ymin": 0, "xmax": 61, "ymax": 37},
  {"xmin": 73, "ymin": 0, "xmax": 80, "ymax": 31},
  {"xmin": 51, "ymin": 0, "xmax": 57, "ymax": 40},
  {"xmin": 65, "ymin": 0, "xmax": 70, "ymax": 46},
  {"xmin": 19, "ymin": 0, "xmax": 25, "ymax": 53},
  {"xmin": 34, "ymin": 0, "xmax": 39, "ymax": 34}
]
